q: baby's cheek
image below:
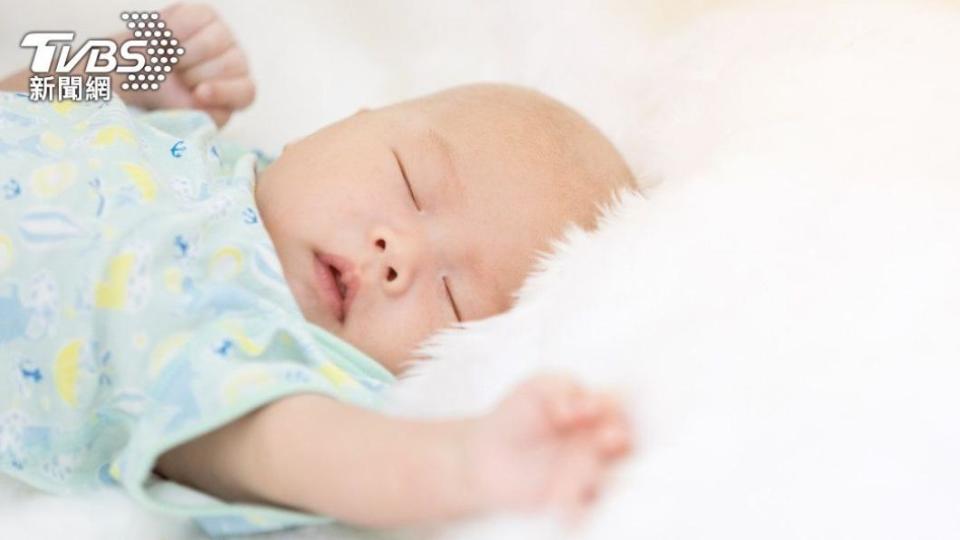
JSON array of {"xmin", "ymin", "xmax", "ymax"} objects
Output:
[{"xmin": 365, "ymin": 301, "xmax": 442, "ymax": 367}]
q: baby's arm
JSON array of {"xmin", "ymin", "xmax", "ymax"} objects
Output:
[
  {"xmin": 156, "ymin": 375, "xmax": 632, "ymax": 527},
  {"xmin": 158, "ymin": 393, "xmax": 480, "ymax": 526}
]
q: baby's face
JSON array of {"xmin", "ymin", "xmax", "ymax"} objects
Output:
[{"xmin": 255, "ymin": 88, "xmax": 591, "ymax": 373}]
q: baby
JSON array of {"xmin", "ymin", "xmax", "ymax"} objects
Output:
[{"xmin": 0, "ymin": 3, "xmax": 636, "ymax": 536}]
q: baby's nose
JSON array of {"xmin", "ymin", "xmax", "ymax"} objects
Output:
[{"xmin": 369, "ymin": 226, "xmax": 423, "ymax": 296}]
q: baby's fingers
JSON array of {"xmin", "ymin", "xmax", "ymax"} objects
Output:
[
  {"xmin": 195, "ymin": 77, "xmax": 256, "ymax": 111},
  {"xmin": 202, "ymin": 108, "xmax": 232, "ymax": 129},
  {"xmin": 549, "ymin": 441, "xmax": 603, "ymax": 527},
  {"xmin": 591, "ymin": 394, "xmax": 633, "ymax": 458},
  {"xmin": 179, "ymin": 46, "xmax": 249, "ymax": 89},
  {"xmin": 162, "ymin": 4, "xmax": 232, "ymax": 71},
  {"xmin": 537, "ymin": 376, "xmax": 599, "ymax": 429},
  {"xmin": 596, "ymin": 421, "xmax": 632, "ymax": 459}
]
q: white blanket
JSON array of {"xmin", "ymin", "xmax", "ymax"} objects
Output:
[{"xmin": 2, "ymin": 1, "xmax": 959, "ymax": 539}]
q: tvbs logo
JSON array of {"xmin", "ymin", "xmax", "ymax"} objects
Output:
[
  {"xmin": 20, "ymin": 11, "xmax": 184, "ymax": 101},
  {"xmin": 22, "ymin": 32, "xmax": 148, "ymax": 75}
]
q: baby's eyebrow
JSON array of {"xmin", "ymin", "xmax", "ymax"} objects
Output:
[{"xmin": 422, "ymin": 128, "xmax": 462, "ymax": 204}]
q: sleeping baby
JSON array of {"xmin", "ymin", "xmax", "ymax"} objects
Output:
[{"xmin": 0, "ymin": 3, "xmax": 636, "ymax": 536}]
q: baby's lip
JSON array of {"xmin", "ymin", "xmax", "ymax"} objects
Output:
[{"xmin": 315, "ymin": 251, "xmax": 357, "ymax": 322}]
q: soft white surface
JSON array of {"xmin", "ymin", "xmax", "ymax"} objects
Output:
[{"xmin": 2, "ymin": 1, "xmax": 960, "ymax": 539}]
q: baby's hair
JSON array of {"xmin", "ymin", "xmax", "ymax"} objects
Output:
[
  {"xmin": 524, "ymin": 86, "xmax": 638, "ymax": 232},
  {"xmin": 422, "ymin": 83, "xmax": 638, "ymax": 233}
]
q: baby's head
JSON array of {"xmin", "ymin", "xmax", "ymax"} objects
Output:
[{"xmin": 255, "ymin": 84, "xmax": 635, "ymax": 373}]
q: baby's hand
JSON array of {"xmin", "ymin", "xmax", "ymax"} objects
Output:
[
  {"xmin": 117, "ymin": 3, "xmax": 255, "ymax": 127},
  {"xmin": 468, "ymin": 374, "xmax": 633, "ymax": 524}
]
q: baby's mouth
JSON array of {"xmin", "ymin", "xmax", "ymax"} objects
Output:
[
  {"xmin": 330, "ymin": 265, "xmax": 348, "ymax": 300},
  {"xmin": 314, "ymin": 251, "xmax": 357, "ymax": 323}
]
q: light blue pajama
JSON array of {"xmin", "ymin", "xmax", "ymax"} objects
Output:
[{"xmin": 0, "ymin": 92, "xmax": 396, "ymax": 537}]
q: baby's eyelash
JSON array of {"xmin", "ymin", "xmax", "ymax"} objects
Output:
[
  {"xmin": 392, "ymin": 148, "xmax": 421, "ymax": 211},
  {"xmin": 393, "ymin": 147, "xmax": 455, "ymax": 320},
  {"xmin": 443, "ymin": 276, "xmax": 462, "ymax": 323}
]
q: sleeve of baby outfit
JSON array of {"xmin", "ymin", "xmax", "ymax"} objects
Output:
[{"xmin": 113, "ymin": 308, "xmax": 395, "ymax": 537}]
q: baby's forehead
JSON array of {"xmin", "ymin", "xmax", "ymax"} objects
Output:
[{"xmin": 385, "ymin": 92, "xmax": 595, "ymax": 213}]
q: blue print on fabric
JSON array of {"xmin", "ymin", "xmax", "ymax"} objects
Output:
[
  {"xmin": 0, "ymin": 285, "xmax": 30, "ymax": 345},
  {"xmin": 170, "ymin": 140, "xmax": 185, "ymax": 158},
  {"xmin": 3, "ymin": 179, "xmax": 21, "ymax": 200}
]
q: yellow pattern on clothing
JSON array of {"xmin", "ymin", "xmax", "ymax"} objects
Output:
[
  {"xmin": 53, "ymin": 339, "xmax": 83, "ymax": 407},
  {"xmin": 319, "ymin": 361, "xmax": 358, "ymax": 388},
  {"xmin": 50, "ymin": 100, "xmax": 76, "ymax": 116},
  {"xmin": 93, "ymin": 125, "xmax": 135, "ymax": 148},
  {"xmin": 163, "ymin": 266, "xmax": 183, "ymax": 293},
  {"xmin": 40, "ymin": 131, "xmax": 65, "ymax": 151},
  {"xmin": 148, "ymin": 332, "xmax": 191, "ymax": 377},
  {"xmin": 220, "ymin": 318, "xmax": 265, "ymax": 356},
  {"xmin": 209, "ymin": 246, "xmax": 244, "ymax": 280},
  {"xmin": 29, "ymin": 161, "xmax": 76, "ymax": 198},
  {"xmin": 222, "ymin": 366, "xmax": 276, "ymax": 405},
  {"xmin": 94, "ymin": 253, "xmax": 135, "ymax": 309},
  {"xmin": 119, "ymin": 162, "xmax": 157, "ymax": 202}
]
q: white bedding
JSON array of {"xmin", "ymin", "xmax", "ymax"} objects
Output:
[{"xmin": 2, "ymin": 1, "xmax": 959, "ymax": 539}]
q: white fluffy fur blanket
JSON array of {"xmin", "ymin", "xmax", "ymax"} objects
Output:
[{"xmin": 2, "ymin": 2, "xmax": 959, "ymax": 539}]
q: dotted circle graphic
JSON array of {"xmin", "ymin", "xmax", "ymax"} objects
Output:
[{"xmin": 119, "ymin": 11, "xmax": 185, "ymax": 92}]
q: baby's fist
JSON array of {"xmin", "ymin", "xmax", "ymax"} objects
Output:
[
  {"xmin": 468, "ymin": 374, "xmax": 633, "ymax": 523},
  {"xmin": 119, "ymin": 3, "xmax": 255, "ymax": 127}
]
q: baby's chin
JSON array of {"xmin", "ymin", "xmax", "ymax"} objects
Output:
[{"xmin": 286, "ymin": 277, "xmax": 338, "ymax": 331}]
